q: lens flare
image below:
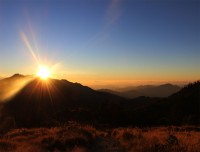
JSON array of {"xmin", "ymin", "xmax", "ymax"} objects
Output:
[{"xmin": 37, "ymin": 66, "xmax": 51, "ymax": 79}]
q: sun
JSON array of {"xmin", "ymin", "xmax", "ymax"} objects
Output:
[{"xmin": 37, "ymin": 66, "xmax": 51, "ymax": 79}]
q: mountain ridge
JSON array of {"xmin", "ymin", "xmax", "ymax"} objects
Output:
[
  {"xmin": 0, "ymin": 75, "xmax": 199, "ymax": 130},
  {"xmin": 98, "ymin": 83, "xmax": 181, "ymax": 98},
  {"xmin": 0, "ymin": 76, "xmax": 126, "ymax": 128}
]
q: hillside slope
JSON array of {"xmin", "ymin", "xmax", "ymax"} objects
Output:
[
  {"xmin": 124, "ymin": 81, "xmax": 200, "ymax": 126},
  {"xmin": 0, "ymin": 77, "xmax": 125, "ymax": 128}
]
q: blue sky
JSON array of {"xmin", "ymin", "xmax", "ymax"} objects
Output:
[{"xmin": 0, "ymin": 0, "xmax": 199, "ymax": 88}]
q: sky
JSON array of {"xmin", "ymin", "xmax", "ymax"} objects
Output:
[{"xmin": 0, "ymin": 0, "xmax": 199, "ymax": 89}]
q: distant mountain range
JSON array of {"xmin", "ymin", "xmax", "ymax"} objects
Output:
[
  {"xmin": 98, "ymin": 84, "xmax": 181, "ymax": 98},
  {"xmin": 0, "ymin": 74, "xmax": 199, "ymax": 130},
  {"xmin": 123, "ymin": 81, "xmax": 200, "ymax": 126}
]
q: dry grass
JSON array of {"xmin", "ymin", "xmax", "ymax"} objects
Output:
[
  {"xmin": 111, "ymin": 126, "xmax": 200, "ymax": 152},
  {"xmin": 0, "ymin": 124, "xmax": 199, "ymax": 152}
]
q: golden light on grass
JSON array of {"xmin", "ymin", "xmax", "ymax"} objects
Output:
[{"xmin": 37, "ymin": 66, "xmax": 51, "ymax": 79}]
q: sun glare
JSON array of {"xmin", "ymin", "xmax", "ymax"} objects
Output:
[{"xmin": 37, "ymin": 66, "xmax": 51, "ymax": 79}]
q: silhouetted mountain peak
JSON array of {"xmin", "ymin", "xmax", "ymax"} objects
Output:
[
  {"xmin": 160, "ymin": 83, "xmax": 175, "ymax": 87},
  {"xmin": 11, "ymin": 73, "xmax": 25, "ymax": 78},
  {"xmin": 2, "ymin": 74, "xmax": 30, "ymax": 81},
  {"xmin": 0, "ymin": 76, "xmax": 127, "ymax": 127}
]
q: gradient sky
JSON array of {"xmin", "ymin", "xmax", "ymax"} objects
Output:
[{"xmin": 0, "ymin": 0, "xmax": 199, "ymax": 88}]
